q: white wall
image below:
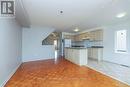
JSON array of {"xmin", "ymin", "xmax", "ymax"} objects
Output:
[
  {"xmin": 103, "ymin": 22, "xmax": 130, "ymax": 66},
  {"xmin": 0, "ymin": 18, "xmax": 22, "ymax": 87},
  {"xmin": 22, "ymin": 27, "xmax": 55, "ymax": 62}
]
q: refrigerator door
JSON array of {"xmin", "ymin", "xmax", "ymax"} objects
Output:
[{"xmin": 64, "ymin": 39, "xmax": 71, "ymax": 47}]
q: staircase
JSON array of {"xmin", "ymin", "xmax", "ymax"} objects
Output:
[{"xmin": 42, "ymin": 32, "xmax": 60, "ymax": 45}]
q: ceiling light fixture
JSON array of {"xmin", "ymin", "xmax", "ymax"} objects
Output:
[
  {"xmin": 116, "ymin": 12, "xmax": 127, "ymax": 18},
  {"xmin": 74, "ymin": 27, "xmax": 79, "ymax": 32}
]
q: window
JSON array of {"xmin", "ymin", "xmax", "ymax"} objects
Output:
[{"xmin": 115, "ymin": 30, "xmax": 127, "ymax": 53}]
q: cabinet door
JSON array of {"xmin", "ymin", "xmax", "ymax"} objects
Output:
[
  {"xmin": 94, "ymin": 30, "xmax": 103, "ymax": 41},
  {"xmin": 92, "ymin": 48, "xmax": 98, "ymax": 60},
  {"xmin": 85, "ymin": 32, "xmax": 90, "ymax": 39},
  {"xmin": 98, "ymin": 48, "xmax": 103, "ymax": 61},
  {"xmin": 81, "ymin": 33, "xmax": 88, "ymax": 40},
  {"xmin": 73, "ymin": 50, "xmax": 79, "ymax": 64},
  {"xmin": 79, "ymin": 34, "xmax": 83, "ymax": 40},
  {"xmin": 94, "ymin": 31, "xmax": 98, "ymax": 40},
  {"xmin": 98, "ymin": 30, "xmax": 103, "ymax": 41},
  {"xmin": 65, "ymin": 49, "xmax": 74, "ymax": 62},
  {"xmin": 64, "ymin": 35, "xmax": 73, "ymax": 39},
  {"xmin": 71, "ymin": 35, "xmax": 75, "ymax": 41},
  {"xmin": 74, "ymin": 34, "xmax": 84, "ymax": 41},
  {"xmin": 75, "ymin": 34, "xmax": 82, "ymax": 41},
  {"xmin": 88, "ymin": 48, "xmax": 91, "ymax": 58},
  {"xmin": 88, "ymin": 48, "xmax": 98, "ymax": 60},
  {"xmin": 67, "ymin": 49, "xmax": 71, "ymax": 60},
  {"xmin": 65, "ymin": 49, "xmax": 68, "ymax": 58},
  {"xmin": 81, "ymin": 33, "xmax": 86, "ymax": 39},
  {"xmin": 90, "ymin": 31, "xmax": 96, "ymax": 41},
  {"xmin": 88, "ymin": 48, "xmax": 103, "ymax": 61},
  {"xmin": 74, "ymin": 35, "xmax": 78, "ymax": 41},
  {"xmin": 71, "ymin": 49, "xmax": 74, "ymax": 63},
  {"xmin": 79, "ymin": 49, "xmax": 88, "ymax": 65}
]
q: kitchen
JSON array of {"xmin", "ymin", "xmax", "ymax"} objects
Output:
[
  {"xmin": 62, "ymin": 29, "xmax": 103, "ymax": 65},
  {"xmin": 61, "ymin": 27, "xmax": 130, "ymax": 85}
]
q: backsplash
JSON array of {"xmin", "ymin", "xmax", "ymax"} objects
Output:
[
  {"xmin": 89, "ymin": 41, "xmax": 103, "ymax": 46},
  {"xmin": 72, "ymin": 41, "xmax": 85, "ymax": 46},
  {"xmin": 72, "ymin": 40, "xmax": 103, "ymax": 47}
]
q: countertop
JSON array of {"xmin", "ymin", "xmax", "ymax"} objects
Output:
[
  {"xmin": 87, "ymin": 46, "xmax": 104, "ymax": 48},
  {"xmin": 65, "ymin": 46, "xmax": 104, "ymax": 49},
  {"xmin": 65, "ymin": 47, "xmax": 87, "ymax": 49}
]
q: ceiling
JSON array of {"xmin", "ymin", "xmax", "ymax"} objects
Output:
[{"xmin": 16, "ymin": 0, "xmax": 130, "ymax": 32}]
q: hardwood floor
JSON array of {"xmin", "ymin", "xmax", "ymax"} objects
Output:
[{"xmin": 5, "ymin": 58, "xmax": 130, "ymax": 87}]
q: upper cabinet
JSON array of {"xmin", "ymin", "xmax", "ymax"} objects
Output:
[
  {"xmin": 97, "ymin": 30, "xmax": 103, "ymax": 41},
  {"xmin": 74, "ymin": 32, "xmax": 91, "ymax": 41},
  {"xmin": 74, "ymin": 35, "xmax": 82, "ymax": 41},
  {"xmin": 64, "ymin": 35, "xmax": 72, "ymax": 39},
  {"xmin": 90, "ymin": 29, "xmax": 103, "ymax": 41},
  {"xmin": 80, "ymin": 32, "xmax": 90, "ymax": 40},
  {"xmin": 64, "ymin": 34, "xmax": 75, "ymax": 41},
  {"xmin": 63, "ymin": 29, "xmax": 103, "ymax": 42},
  {"xmin": 70, "ymin": 35, "xmax": 75, "ymax": 41}
]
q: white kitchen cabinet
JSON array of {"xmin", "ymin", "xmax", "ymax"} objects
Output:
[
  {"xmin": 65, "ymin": 48, "xmax": 88, "ymax": 65},
  {"xmin": 88, "ymin": 48, "xmax": 92, "ymax": 58},
  {"xmin": 72, "ymin": 29, "xmax": 103, "ymax": 41},
  {"xmin": 89, "ymin": 29, "xmax": 103, "ymax": 41},
  {"xmin": 95, "ymin": 30, "xmax": 103, "ymax": 41},
  {"xmin": 88, "ymin": 48, "xmax": 103, "ymax": 61}
]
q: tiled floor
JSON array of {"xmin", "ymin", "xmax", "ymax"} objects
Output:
[
  {"xmin": 5, "ymin": 58, "xmax": 130, "ymax": 87},
  {"xmin": 87, "ymin": 59, "xmax": 130, "ymax": 86}
]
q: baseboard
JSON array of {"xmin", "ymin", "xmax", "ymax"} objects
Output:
[
  {"xmin": 0, "ymin": 63, "xmax": 22, "ymax": 87},
  {"xmin": 22, "ymin": 58, "xmax": 55, "ymax": 63},
  {"xmin": 103, "ymin": 59, "xmax": 130, "ymax": 67}
]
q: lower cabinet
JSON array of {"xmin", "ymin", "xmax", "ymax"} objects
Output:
[
  {"xmin": 88, "ymin": 48, "xmax": 103, "ymax": 61},
  {"xmin": 65, "ymin": 48, "xmax": 88, "ymax": 66}
]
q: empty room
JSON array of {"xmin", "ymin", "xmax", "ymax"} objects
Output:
[{"xmin": 0, "ymin": 0, "xmax": 130, "ymax": 87}]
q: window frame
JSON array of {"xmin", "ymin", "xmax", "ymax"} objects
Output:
[{"xmin": 115, "ymin": 29, "xmax": 127, "ymax": 54}]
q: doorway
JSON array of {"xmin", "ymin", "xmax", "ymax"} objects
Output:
[{"xmin": 54, "ymin": 40, "xmax": 58, "ymax": 61}]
